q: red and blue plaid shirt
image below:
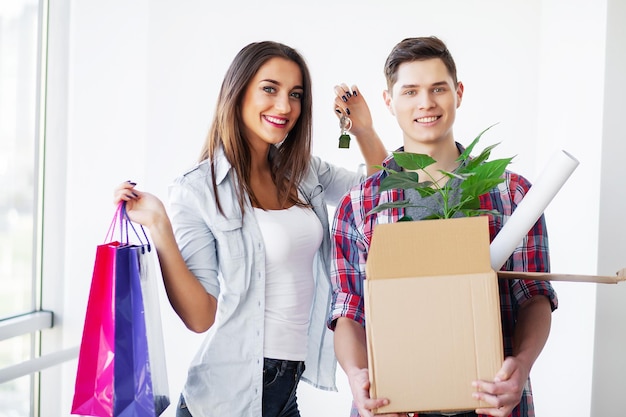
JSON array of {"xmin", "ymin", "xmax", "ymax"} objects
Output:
[{"xmin": 328, "ymin": 149, "xmax": 558, "ymax": 417}]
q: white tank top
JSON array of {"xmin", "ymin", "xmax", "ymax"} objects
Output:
[{"xmin": 253, "ymin": 204, "xmax": 323, "ymax": 361}]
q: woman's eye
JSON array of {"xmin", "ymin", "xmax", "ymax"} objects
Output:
[
  {"xmin": 290, "ymin": 91, "xmax": 303, "ymax": 99},
  {"xmin": 262, "ymin": 86, "xmax": 276, "ymax": 94}
]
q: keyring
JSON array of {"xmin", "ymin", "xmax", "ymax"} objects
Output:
[{"xmin": 338, "ymin": 115, "xmax": 352, "ymax": 148}]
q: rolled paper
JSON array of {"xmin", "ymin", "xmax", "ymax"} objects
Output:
[{"xmin": 489, "ymin": 150, "xmax": 579, "ymax": 271}]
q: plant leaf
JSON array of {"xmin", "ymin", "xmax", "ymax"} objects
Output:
[
  {"xmin": 392, "ymin": 152, "xmax": 436, "ymax": 171},
  {"xmin": 379, "ymin": 171, "xmax": 420, "ymax": 192},
  {"xmin": 462, "ymin": 142, "xmax": 503, "ymax": 172},
  {"xmin": 459, "ymin": 208, "xmax": 501, "ymax": 218},
  {"xmin": 415, "ymin": 187, "xmax": 438, "ymax": 198},
  {"xmin": 367, "ymin": 200, "xmax": 412, "ymax": 215},
  {"xmin": 458, "ymin": 196, "xmax": 481, "ymax": 211},
  {"xmin": 465, "ymin": 158, "xmax": 512, "ymax": 185},
  {"xmin": 457, "ymin": 123, "xmax": 499, "ymax": 163}
]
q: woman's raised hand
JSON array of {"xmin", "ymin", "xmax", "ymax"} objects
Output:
[{"xmin": 333, "ymin": 83, "xmax": 374, "ymax": 138}]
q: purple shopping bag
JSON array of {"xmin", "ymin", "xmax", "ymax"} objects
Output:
[
  {"xmin": 113, "ymin": 202, "xmax": 170, "ymax": 416},
  {"xmin": 113, "ymin": 244, "xmax": 155, "ymax": 417}
]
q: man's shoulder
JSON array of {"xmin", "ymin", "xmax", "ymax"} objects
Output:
[
  {"xmin": 499, "ymin": 169, "xmax": 533, "ymax": 194},
  {"xmin": 341, "ymin": 170, "xmax": 386, "ymax": 205}
]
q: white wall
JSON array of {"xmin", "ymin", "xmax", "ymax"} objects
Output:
[
  {"xmin": 591, "ymin": 0, "xmax": 626, "ymax": 414},
  {"xmin": 41, "ymin": 0, "xmax": 625, "ymax": 416}
]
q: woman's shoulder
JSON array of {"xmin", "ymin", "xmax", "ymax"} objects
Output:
[
  {"xmin": 169, "ymin": 160, "xmax": 221, "ymax": 201},
  {"xmin": 175, "ymin": 160, "xmax": 212, "ymax": 184}
]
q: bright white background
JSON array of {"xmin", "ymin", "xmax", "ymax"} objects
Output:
[{"xmin": 38, "ymin": 0, "xmax": 626, "ymax": 416}]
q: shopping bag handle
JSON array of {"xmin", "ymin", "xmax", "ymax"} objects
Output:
[
  {"xmin": 104, "ymin": 202, "xmax": 123, "ymax": 243},
  {"xmin": 120, "ymin": 202, "xmax": 151, "ymax": 253},
  {"xmin": 104, "ymin": 202, "xmax": 151, "ymax": 253}
]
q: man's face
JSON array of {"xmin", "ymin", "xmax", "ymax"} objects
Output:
[{"xmin": 384, "ymin": 58, "xmax": 463, "ymax": 152}]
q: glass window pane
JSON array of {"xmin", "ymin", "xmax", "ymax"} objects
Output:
[
  {"xmin": 0, "ymin": 1, "xmax": 39, "ymax": 318},
  {"xmin": 0, "ymin": 335, "xmax": 33, "ymax": 417},
  {"xmin": 0, "ymin": 1, "xmax": 42, "ymax": 416}
]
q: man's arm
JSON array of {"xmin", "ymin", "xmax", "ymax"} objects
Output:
[
  {"xmin": 329, "ymin": 190, "xmax": 400, "ymax": 417},
  {"xmin": 334, "ymin": 318, "xmax": 395, "ymax": 417}
]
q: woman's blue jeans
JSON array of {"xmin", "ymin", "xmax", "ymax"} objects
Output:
[{"xmin": 175, "ymin": 358, "xmax": 305, "ymax": 417}]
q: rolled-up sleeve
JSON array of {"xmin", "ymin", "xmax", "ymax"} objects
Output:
[
  {"xmin": 168, "ymin": 178, "xmax": 220, "ymax": 299},
  {"xmin": 328, "ymin": 191, "xmax": 367, "ymax": 330}
]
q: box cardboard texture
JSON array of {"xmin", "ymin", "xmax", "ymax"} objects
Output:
[
  {"xmin": 364, "ymin": 215, "xmax": 626, "ymax": 415},
  {"xmin": 364, "ymin": 216, "xmax": 502, "ymax": 414}
]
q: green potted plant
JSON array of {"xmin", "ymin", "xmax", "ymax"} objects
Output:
[{"xmin": 369, "ymin": 124, "xmax": 513, "ymax": 220}]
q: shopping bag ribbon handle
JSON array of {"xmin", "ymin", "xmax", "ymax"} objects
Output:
[{"xmin": 120, "ymin": 202, "xmax": 151, "ymax": 253}]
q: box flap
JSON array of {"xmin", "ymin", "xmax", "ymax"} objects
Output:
[{"xmin": 366, "ymin": 216, "xmax": 492, "ymax": 280}]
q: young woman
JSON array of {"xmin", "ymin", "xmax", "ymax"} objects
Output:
[{"xmin": 114, "ymin": 40, "xmax": 387, "ymax": 417}]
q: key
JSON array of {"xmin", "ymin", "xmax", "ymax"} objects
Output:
[{"xmin": 338, "ymin": 115, "xmax": 352, "ymax": 149}]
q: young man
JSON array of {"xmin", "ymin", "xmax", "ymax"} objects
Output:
[{"xmin": 328, "ymin": 37, "xmax": 558, "ymax": 417}]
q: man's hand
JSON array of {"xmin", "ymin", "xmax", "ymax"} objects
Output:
[
  {"xmin": 346, "ymin": 367, "xmax": 403, "ymax": 417},
  {"xmin": 472, "ymin": 356, "xmax": 529, "ymax": 416}
]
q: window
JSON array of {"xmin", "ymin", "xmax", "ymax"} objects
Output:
[{"xmin": 0, "ymin": 0, "xmax": 47, "ymax": 415}]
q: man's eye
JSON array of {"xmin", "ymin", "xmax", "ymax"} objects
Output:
[
  {"xmin": 404, "ymin": 90, "xmax": 415, "ymax": 96},
  {"xmin": 433, "ymin": 87, "xmax": 444, "ymax": 93}
]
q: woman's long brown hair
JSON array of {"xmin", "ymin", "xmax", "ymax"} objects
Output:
[{"xmin": 199, "ymin": 41, "xmax": 313, "ymax": 216}]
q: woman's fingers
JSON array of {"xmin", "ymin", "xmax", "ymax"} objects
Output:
[{"xmin": 113, "ymin": 180, "xmax": 139, "ymax": 203}]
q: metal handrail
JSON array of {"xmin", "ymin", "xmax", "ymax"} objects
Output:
[
  {"xmin": 0, "ymin": 311, "xmax": 53, "ymax": 341},
  {"xmin": 0, "ymin": 347, "xmax": 79, "ymax": 384}
]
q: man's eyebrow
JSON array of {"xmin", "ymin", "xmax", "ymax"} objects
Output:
[{"xmin": 399, "ymin": 81, "xmax": 449, "ymax": 89}]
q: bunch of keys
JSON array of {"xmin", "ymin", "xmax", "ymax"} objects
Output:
[{"xmin": 338, "ymin": 115, "xmax": 352, "ymax": 149}]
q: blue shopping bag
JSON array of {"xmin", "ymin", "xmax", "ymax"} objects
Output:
[{"xmin": 113, "ymin": 203, "xmax": 170, "ymax": 417}]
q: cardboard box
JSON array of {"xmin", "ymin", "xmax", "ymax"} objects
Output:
[{"xmin": 364, "ymin": 216, "xmax": 625, "ymax": 414}]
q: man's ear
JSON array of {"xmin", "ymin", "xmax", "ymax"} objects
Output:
[
  {"xmin": 383, "ymin": 90, "xmax": 395, "ymax": 116},
  {"xmin": 456, "ymin": 81, "xmax": 464, "ymax": 108}
]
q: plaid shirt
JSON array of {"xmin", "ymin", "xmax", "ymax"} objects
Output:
[{"xmin": 328, "ymin": 149, "xmax": 558, "ymax": 417}]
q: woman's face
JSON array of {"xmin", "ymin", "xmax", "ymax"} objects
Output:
[{"xmin": 241, "ymin": 57, "xmax": 304, "ymax": 152}]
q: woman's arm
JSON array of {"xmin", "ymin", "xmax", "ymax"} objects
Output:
[{"xmin": 114, "ymin": 182, "xmax": 217, "ymax": 333}]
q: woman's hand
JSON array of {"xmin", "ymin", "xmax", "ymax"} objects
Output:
[
  {"xmin": 113, "ymin": 181, "xmax": 168, "ymax": 229},
  {"xmin": 333, "ymin": 83, "xmax": 375, "ymax": 138},
  {"xmin": 332, "ymin": 83, "xmax": 388, "ymax": 175}
]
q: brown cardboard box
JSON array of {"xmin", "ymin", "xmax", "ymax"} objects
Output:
[{"xmin": 364, "ymin": 216, "xmax": 625, "ymax": 414}]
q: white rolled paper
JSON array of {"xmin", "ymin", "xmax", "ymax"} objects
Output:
[{"xmin": 490, "ymin": 150, "xmax": 579, "ymax": 271}]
